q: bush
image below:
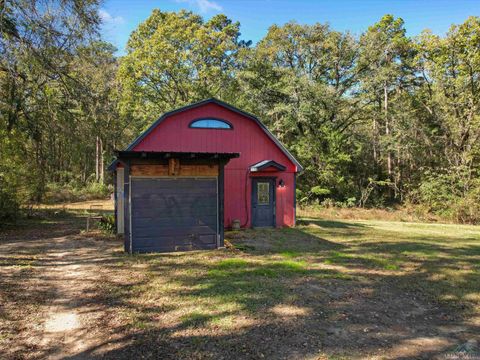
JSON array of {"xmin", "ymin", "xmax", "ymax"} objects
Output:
[
  {"xmin": 345, "ymin": 197, "xmax": 357, "ymax": 208},
  {"xmin": 320, "ymin": 198, "xmax": 336, "ymax": 208},
  {"xmin": 98, "ymin": 214, "xmax": 115, "ymax": 233},
  {"xmin": 451, "ymin": 186, "xmax": 480, "ymax": 224},
  {"xmin": 415, "ymin": 168, "xmax": 480, "ymax": 224},
  {"xmin": 319, "ymin": 197, "xmax": 357, "ymax": 208},
  {"xmin": 0, "ymin": 185, "xmax": 20, "ymax": 224},
  {"xmin": 416, "ymin": 172, "xmax": 459, "ymax": 213}
]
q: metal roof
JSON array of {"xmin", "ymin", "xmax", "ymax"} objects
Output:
[
  {"xmin": 116, "ymin": 151, "xmax": 240, "ymax": 160},
  {"xmin": 250, "ymin": 160, "xmax": 287, "ymax": 172}
]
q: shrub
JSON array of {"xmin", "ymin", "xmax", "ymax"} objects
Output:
[
  {"xmin": 415, "ymin": 168, "xmax": 480, "ymax": 224},
  {"xmin": 98, "ymin": 214, "xmax": 115, "ymax": 233},
  {"xmin": 320, "ymin": 198, "xmax": 336, "ymax": 208},
  {"xmin": 345, "ymin": 197, "xmax": 357, "ymax": 208},
  {"xmin": 416, "ymin": 171, "xmax": 459, "ymax": 213},
  {"xmin": 451, "ymin": 186, "xmax": 480, "ymax": 224},
  {"xmin": 310, "ymin": 186, "xmax": 331, "ymax": 197},
  {"xmin": 0, "ymin": 185, "xmax": 20, "ymax": 224}
]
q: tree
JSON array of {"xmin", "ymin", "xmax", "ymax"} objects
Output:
[
  {"xmin": 239, "ymin": 22, "xmax": 365, "ymax": 200},
  {"xmin": 0, "ymin": 0, "xmax": 102, "ymax": 206},
  {"xmin": 1, "ymin": 3, "xmax": 480, "ymax": 224},
  {"xmin": 358, "ymin": 15, "xmax": 415, "ymax": 199},
  {"xmin": 416, "ymin": 17, "xmax": 480, "ymax": 170},
  {"xmin": 72, "ymin": 41, "xmax": 121, "ymax": 184},
  {"xmin": 118, "ymin": 9, "xmax": 246, "ymax": 133}
]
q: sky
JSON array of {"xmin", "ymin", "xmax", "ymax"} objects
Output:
[{"xmin": 100, "ymin": 0, "xmax": 480, "ymax": 55}]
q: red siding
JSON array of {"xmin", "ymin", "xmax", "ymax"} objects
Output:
[{"xmin": 132, "ymin": 103, "xmax": 297, "ymax": 227}]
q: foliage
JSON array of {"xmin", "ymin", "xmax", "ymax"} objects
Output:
[
  {"xmin": 237, "ymin": 22, "xmax": 362, "ymax": 200},
  {"xmin": 98, "ymin": 214, "xmax": 116, "ymax": 233},
  {"xmin": 1, "ymin": 4, "xmax": 480, "ymax": 224},
  {"xmin": 117, "ymin": 10, "xmax": 248, "ymax": 132},
  {"xmin": 415, "ymin": 168, "xmax": 480, "ymax": 223},
  {"xmin": 0, "ymin": 181, "xmax": 19, "ymax": 223},
  {"xmin": 0, "ymin": 1, "xmax": 119, "ymax": 219}
]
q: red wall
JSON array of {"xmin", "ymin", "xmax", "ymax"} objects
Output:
[{"xmin": 132, "ymin": 103, "xmax": 297, "ymax": 227}]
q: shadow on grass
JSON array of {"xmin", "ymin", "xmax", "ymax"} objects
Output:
[
  {"xmin": 0, "ymin": 208, "xmax": 113, "ymax": 243},
  {"xmin": 63, "ymin": 248, "xmax": 480, "ymax": 360},
  {"xmin": 297, "ymin": 218, "xmax": 368, "ymax": 229},
  {"xmin": 171, "ymin": 258, "xmax": 344, "ymax": 313},
  {"xmin": 357, "ymin": 240, "xmax": 480, "ymax": 259},
  {"xmin": 226, "ymin": 227, "xmax": 347, "ymax": 256},
  {"xmin": 60, "ymin": 254, "xmax": 356, "ymax": 359},
  {"xmin": 2, "ymin": 212, "xmax": 479, "ymax": 359},
  {"xmin": 322, "ymin": 250, "xmax": 402, "ymax": 270},
  {"xmin": 346, "ymin": 240, "xmax": 480, "ymax": 276}
]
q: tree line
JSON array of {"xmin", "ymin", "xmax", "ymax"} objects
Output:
[{"xmin": 1, "ymin": 1, "xmax": 480, "ymax": 223}]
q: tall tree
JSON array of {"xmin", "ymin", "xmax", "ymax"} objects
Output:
[
  {"xmin": 239, "ymin": 22, "xmax": 365, "ymax": 201},
  {"xmin": 416, "ymin": 17, "xmax": 480, "ymax": 170},
  {"xmin": 410, "ymin": 17, "xmax": 480, "ymax": 216},
  {"xmin": 0, "ymin": 0, "xmax": 101, "ymax": 205},
  {"xmin": 118, "ymin": 9, "xmax": 246, "ymax": 132},
  {"xmin": 72, "ymin": 41, "xmax": 121, "ymax": 184},
  {"xmin": 358, "ymin": 15, "xmax": 414, "ymax": 199}
]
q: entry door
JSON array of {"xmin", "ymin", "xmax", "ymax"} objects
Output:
[{"xmin": 252, "ymin": 178, "xmax": 275, "ymax": 227}]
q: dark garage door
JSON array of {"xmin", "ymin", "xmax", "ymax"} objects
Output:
[{"xmin": 130, "ymin": 177, "xmax": 218, "ymax": 252}]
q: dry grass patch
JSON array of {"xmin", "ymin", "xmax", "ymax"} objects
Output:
[
  {"xmin": 298, "ymin": 205, "xmax": 443, "ymax": 223},
  {"xmin": 32, "ymin": 198, "xmax": 114, "ymax": 211}
]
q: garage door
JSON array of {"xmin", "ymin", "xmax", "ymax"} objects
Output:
[{"xmin": 130, "ymin": 177, "xmax": 218, "ymax": 252}]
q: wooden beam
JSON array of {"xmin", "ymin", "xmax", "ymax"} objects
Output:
[
  {"xmin": 131, "ymin": 165, "xmax": 168, "ymax": 176},
  {"xmin": 131, "ymin": 163, "xmax": 218, "ymax": 177},
  {"xmin": 123, "ymin": 161, "xmax": 131, "ymax": 253},
  {"xmin": 168, "ymin": 158, "xmax": 180, "ymax": 176},
  {"xmin": 218, "ymin": 160, "xmax": 225, "ymax": 247},
  {"xmin": 179, "ymin": 164, "xmax": 218, "ymax": 176}
]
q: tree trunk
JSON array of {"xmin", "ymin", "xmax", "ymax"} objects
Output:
[
  {"xmin": 95, "ymin": 136, "xmax": 100, "ymax": 182},
  {"xmin": 373, "ymin": 117, "xmax": 377, "ymax": 164},
  {"xmin": 99, "ymin": 137, "xmax": 104, "ymax": 184},
  {"xmin": 82, "ymin": 153, "xmax": 87, "ymax": 183},
  {"xmin": 384, "ymin": 82, "xmax": 392, "ymax": 177}
]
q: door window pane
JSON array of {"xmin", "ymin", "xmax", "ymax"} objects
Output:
[{"xmin": 257, "ymin": 182, "xmax": 270, "ymax": 205}]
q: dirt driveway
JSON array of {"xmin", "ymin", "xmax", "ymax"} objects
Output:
[{"xmin": 0, "ymin": 215, "xmax": 125, "ymax": 359}]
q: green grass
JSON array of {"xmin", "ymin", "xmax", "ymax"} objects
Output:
[
  {"xmin": 110, "ymin": 218, "xmax": 480, "ymax": 324},
  {"xmin": 279, "ymin": 250, "xmax": 301, "ymax": 258},
  {"xmin": 3, "ymin": 207, "xmax": 479, "ymax": 359},
  {"xmin": 324, "ymin": 250, "xmax": 400, "ymax": 270},
  {"xmin": 91, "ymin": 215, "xmax": 480, "ymax": 358}
]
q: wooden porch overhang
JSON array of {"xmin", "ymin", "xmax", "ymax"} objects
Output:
[{"xmin": 108, "ymin": 151, "xmax": 240, "ymax": 171}]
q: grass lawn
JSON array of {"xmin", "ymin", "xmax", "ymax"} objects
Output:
[
  {"xmin": 96, "ymin": 217, "xmax": 480, "ymax": 359},
  {"xmin": 1, "ymin": 207, "xmax": 479, "ymax": 359}
]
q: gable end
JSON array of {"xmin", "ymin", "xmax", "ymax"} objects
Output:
[{"xmin": 124, "ymin": 98, "xmax": 303, "ymax": 172}]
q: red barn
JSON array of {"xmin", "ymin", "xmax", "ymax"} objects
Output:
[{"xmin": 109, "ymin": 98, "xmax": 302, "ymax": 253}]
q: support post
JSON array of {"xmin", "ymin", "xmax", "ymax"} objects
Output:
[
  {"xmin": 123, "ymin": 161, "xmax": 131, "ymax": 253},
  {"xmin": 113, "ymin": 169, "xmax": 117, "ymax": 233},
  {"xmin": 218, "ymin": 160, "xmax": 225, "ymax": 248},
  {"xmin": 293, "ymin": 172, "xmax": 297, "ymax": 227}
]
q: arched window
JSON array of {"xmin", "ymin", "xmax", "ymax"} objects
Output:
[{"xmin": 189, "ymin": 118, "xmax": 233, "ymax": 129}]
